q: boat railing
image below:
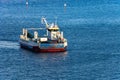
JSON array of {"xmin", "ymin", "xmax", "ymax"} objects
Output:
[{"xmin": 26, "ymin": 28, "xmax": 46, "ymax": 30}]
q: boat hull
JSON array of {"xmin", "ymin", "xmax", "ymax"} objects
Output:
[{"xmin": 19, "ymin": 40, "xmax": 67, "ymax": 53}]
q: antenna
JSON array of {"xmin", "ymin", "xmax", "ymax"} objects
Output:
[
  {"xmin": 55, "ymin": 17, "xmax": 58, "ymax": 25},
  {"xmin": 41, "ymin": 16, "xmax": 44, "ymax": 24}
]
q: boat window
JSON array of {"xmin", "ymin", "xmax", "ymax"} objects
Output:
[{"xmin": 27, "ymin": 32, "xmax": 34, "ymax": 38}]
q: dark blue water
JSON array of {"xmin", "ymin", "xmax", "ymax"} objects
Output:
[{"xmin": 1, "ymin": 0, "xmax": 120, "ymax": 79}]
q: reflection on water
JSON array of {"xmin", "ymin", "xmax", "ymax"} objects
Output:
[
  {"xmin": 20, "ymin": 48, "xmax": 68, "ymax": 62},
  {"xmin": 37, "ymin": 51, "xmax": 68, "ymax": 61}
]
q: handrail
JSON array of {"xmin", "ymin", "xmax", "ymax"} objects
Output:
[{"xmin": 26, "ymin": 28, "xmax": 46, "ymax": 30}]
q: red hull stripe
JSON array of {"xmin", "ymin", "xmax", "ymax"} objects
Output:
[{"xmin": 20, "ymin": 43, "xmax": 66, "ymax": 52}]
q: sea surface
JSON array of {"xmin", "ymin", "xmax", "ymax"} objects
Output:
[{"xmin": 1, "ymin": 0, "xmax": 120, "ymax": 80}]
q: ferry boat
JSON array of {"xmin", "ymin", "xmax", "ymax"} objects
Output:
[{"xmin": 19, "ymin": 17, "xmax": 67, "ymax": 52}]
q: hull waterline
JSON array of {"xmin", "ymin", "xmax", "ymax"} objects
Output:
[{"xmin": 20, "ymin": 43, "xmax": 67, "ymax": 53}]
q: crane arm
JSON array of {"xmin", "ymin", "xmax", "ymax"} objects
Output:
[{"xmin": 41, "ymin": 17, "xmax": 49, "ymax": 28}]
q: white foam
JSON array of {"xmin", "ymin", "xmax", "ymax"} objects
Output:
[{"xmin": 0, "ymin": 41, "xmax": 19, "ymax": 49}]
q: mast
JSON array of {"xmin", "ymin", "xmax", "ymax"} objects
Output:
[{"xmin": 55, "ymin": 17, "xmax": 57, "ymax": 26}]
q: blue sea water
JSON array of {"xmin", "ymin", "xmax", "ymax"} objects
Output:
[{"xmin": 1, "ymin": 0, "xmax": 120, "ymax": 80}]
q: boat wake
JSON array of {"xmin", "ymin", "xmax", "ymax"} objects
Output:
[{"xmin": 0, "ymin": 41, "xmax": 19, "ymax": 49}]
